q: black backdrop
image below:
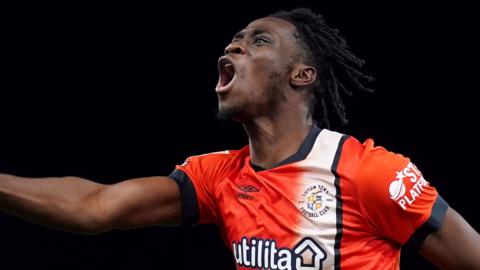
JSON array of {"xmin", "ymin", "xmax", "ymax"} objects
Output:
[{"xmin": 2, "ymin": 1, "xmax": 478, "ymax": 269}]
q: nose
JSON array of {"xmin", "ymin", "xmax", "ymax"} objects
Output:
[{"xmin": 224, "ymin": 42, "xmax": 246, "ymax": 55}]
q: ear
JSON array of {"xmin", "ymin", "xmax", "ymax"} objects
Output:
[{"xmin": 289, "ymin": 64, "xmax": 317, "ymax": 88}]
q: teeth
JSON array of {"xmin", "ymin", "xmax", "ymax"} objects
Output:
[
  {"xmin": 225, "ymin": 68, "xmax": 234, "ymax": 77},
  {"xmin": 221, "ymin": 61, "xmax": 234, "ymax": 78}
]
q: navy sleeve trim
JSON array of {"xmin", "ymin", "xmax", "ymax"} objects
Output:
[
  {"xmin": 405, "ymin": 195, "xmax": 449, "ymax": 250},
  {"xmin": 168, "ymin": 169, "xmax": 199, "ymax": 226}
]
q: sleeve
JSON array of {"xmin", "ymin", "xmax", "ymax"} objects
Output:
[
  {"xmin": 168, "ymin": 151, "xmax": 230, "ymax": 226},
  {"xmin": 355, "ymin": 139, "xmax": 448, "ymax": 245}
]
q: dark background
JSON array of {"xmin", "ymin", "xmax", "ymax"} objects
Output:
[{"xmin": 2, "ymin": 1, "xmax": 478, "ymax": 269}]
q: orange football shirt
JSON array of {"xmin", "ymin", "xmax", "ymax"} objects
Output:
[{"xmin": 169, "ymin": 126, "xmax": 447, "ymax": 270}]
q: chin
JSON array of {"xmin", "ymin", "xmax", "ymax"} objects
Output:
[
  {"xmin": 216, "ymin": 103, "xmax": 249, "ymax": 122},
  {"xmin": 216, "ymin": 109, "xmax": 233, "ymax": 121},
  {"xmin": 216, "ymin": 103, "xmax": 236, "ymax": 121}
]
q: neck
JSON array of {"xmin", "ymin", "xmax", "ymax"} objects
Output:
[{"xmin": 243, "ymin": 112, "xmax": 312, "ymax": 169}]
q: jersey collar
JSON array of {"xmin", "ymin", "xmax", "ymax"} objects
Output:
[{"xmin": 250, "ymin": 125, "xmax": 322, "ymax": 172}]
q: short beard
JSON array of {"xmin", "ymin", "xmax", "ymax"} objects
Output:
[
  {"xmin": 215, "ymin": 103, "xmax": 247, "ymax": 122},
  {"xmin": 214, "ymin": 72, "xmax": 285, "ymax": 123},
  {"xmin": 215, "ymin": 107, "xmax": 235, "ymax": 121}
]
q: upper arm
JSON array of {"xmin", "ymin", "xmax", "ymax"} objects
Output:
[
  {"xmin": 94, "ymin": 176, "xmax": 182, "ymax": 232},
  {"xmin": 356, "ymin": 142, "xmax": 440, "ymax": 244},
  {"xmin": 419, "ymin": 206, "xmax": 480, "ymax": 270},
  {"xmin": 168, "ymin": 151, "xmax": 233, "ymax": 225}
]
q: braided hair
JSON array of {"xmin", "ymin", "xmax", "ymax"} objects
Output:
[{"xmin": 271, "ymin": 8, "xmax": 373, "ymax": 128}]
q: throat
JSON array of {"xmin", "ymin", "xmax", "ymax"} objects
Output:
[
  {"xmin": 250, "ymin": 145, "xmax": 288, "ymax": 170},
  {"xmin": 248, "ymin": 124, "xmax": 318, "ymax": 170}
]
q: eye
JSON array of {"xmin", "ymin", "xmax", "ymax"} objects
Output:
[{"xmin": 253, "ymin": 36, "xmax": 269, "ymax": 45}]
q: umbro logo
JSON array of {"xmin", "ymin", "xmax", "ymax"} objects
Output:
[
  {"xmin": 237, "ymin": 185, "xmax": 259, "ymax": 200},
  {"xmin": 239, "ymin": 185, "xmax": 259, "ymax": 192}
]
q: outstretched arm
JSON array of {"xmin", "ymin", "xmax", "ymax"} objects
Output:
[
  {"xmin": 420, "ymin": 206, "xmax": 480, "ymax": 269},
  {"xmin": 0, "ymin": 174, "xmax": 182, "ymax": 234}
]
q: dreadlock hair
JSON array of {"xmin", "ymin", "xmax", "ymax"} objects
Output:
[{"xmin": 271, "ymin": 8, "xmax": 374, "ymax": 129}]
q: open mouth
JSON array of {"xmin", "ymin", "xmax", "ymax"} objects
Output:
[{"xmin": 216, "ymin": 57, "xmax": 236, "ymax": 92}]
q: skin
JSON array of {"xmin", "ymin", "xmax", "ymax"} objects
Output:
[
  {"xmin": 1, "ymin": 16, "xmax": 479, "ymax": 269},
  {"xmin": 217, "ymin": 17, "xmax": 316, "ymax": 168}
]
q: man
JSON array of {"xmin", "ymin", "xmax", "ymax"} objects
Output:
[{"xmin": 1, "ymin": 8, "xmax": 479, "ymax": 270}]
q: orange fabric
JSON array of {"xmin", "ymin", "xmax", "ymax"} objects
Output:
[
  {"xmin": 174, "ymin": 133, "xmax": 439, "ymax": 270},
  {"xmin": 176, "ymin": 147, "xmax": 304, "ymax": 249},
  {"xmin": 175, "ymin": 150, "xmax": 239, "ymax": 224},
  {"xmin": 337, "ymin": 137, "xmax": 437, "ymax": 270},
  {"xmin": 355, "ymin": 138, "xmax": 437, "ymax": 244}
]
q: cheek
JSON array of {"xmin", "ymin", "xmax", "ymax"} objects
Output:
[
  {"xmin": 253, "ymin": 55, "xmax": 279, "ymax": 71},
  {"xmin": 247, "ymin": 58, "xmax": 283, "ymax": 84}
]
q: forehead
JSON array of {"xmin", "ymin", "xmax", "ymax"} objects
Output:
[{"xmin": 241, "ymin": 17, "xmax": 297, "ymax": 40}]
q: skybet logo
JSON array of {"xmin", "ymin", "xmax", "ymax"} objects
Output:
[
  {"xmin": 232, "ymin": 237, "xmax": 327, "ymax": 270},
  {"xmin": 388, "ymin": 162, "xmax": 429, "ymax": 210}
]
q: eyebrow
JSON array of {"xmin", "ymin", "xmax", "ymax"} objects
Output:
[{"xmin": 232, "ymin": 29, "xmax": 271, "ymax": 40}]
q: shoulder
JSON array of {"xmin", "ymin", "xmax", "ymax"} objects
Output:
[
  {"xmin": 176, "ymin": 146, "xmax": 249, "ymax": 178},
  {"xmin": 337, "ymin": 134, "xmax": 442, "ymax": 243},
  {"xmin": 180, "ymin": 148, "xmax": 246, "ymax": 168},
  {"xmin": 332, "ymin": 131, "xmax": 410, "ymax": 171},
  {"xmin": 344, "ymin": 134, "xmax": 430, "ymax": 210},
  {"xmin": 331, "ymin": 132, "xmax": 412, "ymax": 188},
  {"xmin": 355, "ymin": 137, "xmax": 411, "ymax": 180}
]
